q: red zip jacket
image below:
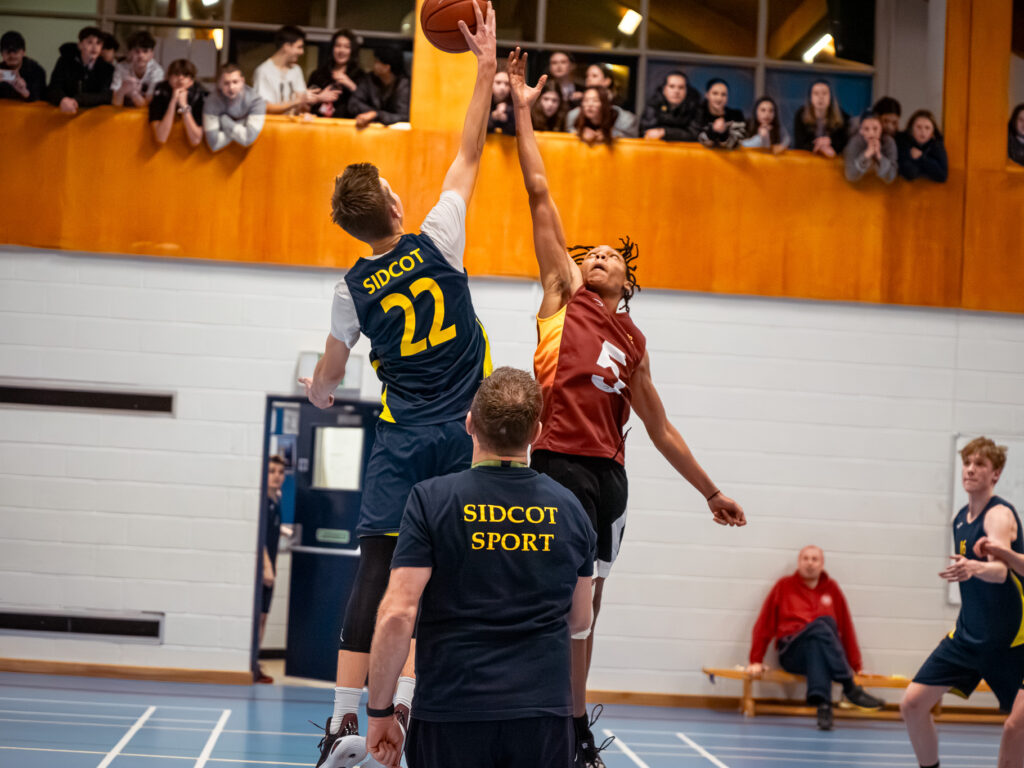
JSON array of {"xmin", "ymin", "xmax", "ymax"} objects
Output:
[{"xmin": 748, "ymin": 570, "xmax": 863, "ymax": 671}]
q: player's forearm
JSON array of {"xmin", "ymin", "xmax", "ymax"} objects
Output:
[
  {"xmin": 458, "ymin": 58, "xmax": 497, "ymax": 163},
  {"xmin": 311, "ymin": 355, "xmax": 345, "ymax": 401},
  {"xmin": 974, "ymin": 559, "xmax": 1010, "ymax": 583},
  {"xmin": 514, "ymin": 102, "xmax": 550, "ymax": 198},
  {"xmin": 368, "ymin": 609, "xmax": 415, "ymax": 709},
  {"xmin": 988, "ymin": 545, "xmax": 1024, "ymax": 577},
  {"xmin": 649, "ymin": 422, "xmax": 719, "ymax": 500}
]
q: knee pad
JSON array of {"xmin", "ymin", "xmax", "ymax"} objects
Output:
[{"xmin": 339, "ymin": 536, "xmax": 398, "ymax": 653}]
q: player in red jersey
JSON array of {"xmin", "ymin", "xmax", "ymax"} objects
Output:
[{"xmin": 509, "ymin": 48, "xmax": 747, "ymax": 768}]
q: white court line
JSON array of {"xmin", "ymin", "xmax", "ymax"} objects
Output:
[
  {"xmin": 613, "ymin": 727, "xmax": 1000, "ymax": 749},
  {"xmin": 194, "ymin": 708, "xmax": 232, "ymax": 768},
  {"xmin": 602, "ymin": 729, "xmax": 650, "ymax": 768},
  {"xmin": 0, "ymin": 694, "xmax": 224, "ymax": 711},
  {"xmin": 677, "ymin": 732, "xmax": 731, "ymax": 768},
  {"xmin": 97, "ymin": 704, "xmax": 155, "ymax": 768},
  {"xmin": 0, "ymin": 746, "xmax": 313, "ymax": 766},
  {"xmin": 0, "ymin": 715, "xmax": 317, "ymax": 737}
]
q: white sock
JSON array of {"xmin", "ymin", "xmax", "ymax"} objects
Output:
[
  {"xmin": 330, "ymin": 686, "xmax": 362, "ymax": 734},
  {"xmin": 393, "ymin": 676, "xmax": 415, "ymax": 710}
]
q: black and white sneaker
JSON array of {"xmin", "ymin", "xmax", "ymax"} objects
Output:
[
  {"xmin": 816, "ymin": 702, "xmax": 834, "ymax": 731},
  {"xmin": 314, "ymin": 714, "xmax": 359, "ymax": 768},
  {"xmin": 577, "ymin": 704, "xmax": 615, "ymax": 768},
  {"xmin": 844, "ymin": 685, "xmax": 884, "ymax": 711}
]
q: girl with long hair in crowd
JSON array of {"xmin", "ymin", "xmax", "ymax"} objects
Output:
[
  {"xmin": 565, "ymin": 62, "xmax": 638, "ymax": 138},
  {"xmin": 307, "ymin": 29, "xmax": 365, "ymax": 118},
  {"xmin": 640, "ymin": 70, "xmax": 700, "ymax": 142},
  {"xmin": 531, "ymin": 78, "xmax": 566, "ymax": 132},
  {"xmin": 695, "ymin": 78, "xmax": 745, "ymax": 149},
  {"xmin": 742, "ymin": 96, "xmax": 789, "ymax": 153},
  {"xmin": 570, "ymin": 85, "xmax": 616, "ymax": 146},
  {"xmin": 1010, "ymin": 103, "xmax": 1024, "ymax": 166},
  {"xmin": 896, "ymin": 109, "xmax": 948, "ymax": 182},
  {"xmin": 793, "ymin": 79, "xmax": 849, "ymax": 157}
]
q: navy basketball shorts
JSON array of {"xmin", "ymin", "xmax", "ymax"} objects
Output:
[
  {"xmin": 405, "ymin": 716, "xmax": 574, "ymax": 768},
  {"xmin": 531, "ymin": 449, "xmax": 628, "ymax": 578},
  {"xmin": 913, "ymin": 634, "xmax": 1024, "ymax": 712},
  {"xmin": 358, "ymin": 418, "xmax": 473, "ymax": 537}
]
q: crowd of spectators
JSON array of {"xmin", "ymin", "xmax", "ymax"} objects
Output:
[{"xmin": 1, "ymin": 26, "xmax": 1020, "ymax": 176}]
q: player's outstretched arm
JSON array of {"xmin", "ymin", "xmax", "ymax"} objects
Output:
[
  {"xmin": 631, "ymin": 351, "xmax": 746, "ymax": 526},
  {"xmin": 298, "ymin": 334, "xmax": 351, "ymax": 409},
  {"xmin": 508, "ymin": 47, "xmax": 582, "ymax": 317},
  {"xmin": 439, "ymin": 1, "xmax": 497, "ymax": 205},
  {"xmin": 367, "ymin": 566, "xmax": 431, "ymax": 767}
]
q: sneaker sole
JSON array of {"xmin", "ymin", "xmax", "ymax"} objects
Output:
[{"xmin": 836, "ymin": 700, "xmax": 885, "ymax": 712}]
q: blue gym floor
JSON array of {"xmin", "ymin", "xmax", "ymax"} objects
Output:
[{"xmin": 0, "ymin": 672, "xmax": 1003, "ymax": 767}]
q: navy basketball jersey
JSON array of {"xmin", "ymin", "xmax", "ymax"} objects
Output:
[
  {"xmin": 344, "ymin": 232, "xmax": 491, "ymax": 425},
  {"xmin": 952, "ymin": 495, "xmax": 1024, "ymax": 648}
]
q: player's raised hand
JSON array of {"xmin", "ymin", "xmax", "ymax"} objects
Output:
[
  {"xmin": 709, "ymin": 492, "xmax": 746, "ymax": 527},
  {"xmin": 974, "ymin": 535, "xmax": 1007, "ymax": 561},
  {"xmin": 507, "ymin": 47, "xmax": 546, "ymax": 108},
  {"xmin": 457, "ymin": 0, "xmax": 496, "ymax": 64}
]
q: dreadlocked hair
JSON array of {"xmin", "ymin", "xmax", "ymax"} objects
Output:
[{"xmin": 568, "ymin": 237, "xmax": 641, "ymax": 312}]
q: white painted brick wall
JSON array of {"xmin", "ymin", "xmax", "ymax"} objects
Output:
[{"xmin": 1, "ymin": 246, "xmax": 1023, "ymax": 707}]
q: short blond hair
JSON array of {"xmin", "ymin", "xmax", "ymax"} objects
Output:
[{"xmin": 960, "ymin": 436, "xmax": 1008, "ymax": 473}]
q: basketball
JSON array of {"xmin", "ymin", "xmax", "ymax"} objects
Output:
[{"xmin": 420, "ymin": 0, "xmax": 488, "ymax": 53}]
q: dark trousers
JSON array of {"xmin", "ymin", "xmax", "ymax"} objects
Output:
[
  {"xmin": 406, "ymin": 716, "xmax": 573, "ymax": 768},
  {"xmin": 778, "ymin": 616, "xmax": 854, "ymax": 705}
]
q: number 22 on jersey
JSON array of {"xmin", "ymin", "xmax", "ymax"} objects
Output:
[{"xmin": 380, "ymin": 277, "xmax": 456, "ymax": 357}]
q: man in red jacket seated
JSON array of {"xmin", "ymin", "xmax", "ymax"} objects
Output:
[{"xmin": 747, "ymin": 545, "xmax": 884, "ymax": 730}]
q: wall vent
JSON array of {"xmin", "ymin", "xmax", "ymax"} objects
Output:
[
  {"xmin": 0, "ymin": 385, "xmax": 173, "ymax": 414},
  {"xmin": 0, "ymin": 610, "xmax": 164, "ymax": 641}
]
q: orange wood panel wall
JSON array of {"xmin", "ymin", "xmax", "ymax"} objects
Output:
[{"xmin": 961, "ymin": 0, "xmax": 1024, "ymax": 313}]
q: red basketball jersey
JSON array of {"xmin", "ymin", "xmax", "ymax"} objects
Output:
[{"xmin": 533, "ymin": 285, "xmax": 647, "ymax": 464}]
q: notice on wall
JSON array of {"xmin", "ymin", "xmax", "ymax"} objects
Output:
[{"xmin": 313, "ymin": 427, "xmax": 364, "ymax": 491}]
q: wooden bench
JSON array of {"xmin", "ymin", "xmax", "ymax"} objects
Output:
[{"xmin": 702, "ymin": 667, "xmax": 1004, "ymax": 724}]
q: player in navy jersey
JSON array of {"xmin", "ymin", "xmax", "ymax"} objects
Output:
[
  {"xmin": 901, "ymin": 437, "xmax": 1024, "ymax": 768},
  {"xmin": 298, "ymin": 5, "xmax": 496, "ymax": 766},
  {"xmin": 365, "ymin": 367, "xmax": 595, "ymax": 768},
  {"xmin": 507, "ymin": 48, "xmax": 746, "ymax": 767}
]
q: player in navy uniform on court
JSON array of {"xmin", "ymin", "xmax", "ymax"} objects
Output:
[
  {"xmin": 901, "ymin": 437, "xmax": 1024, "ymax": 768},
  {"xmin": 365, "ymin": 367, "xmax": 596, "ymax": 768},
  {"xmin": 507, "ymin": 48, "xmax": 746, "ymax": 768},
  {"xmin": 298, "ymin": 5, "xmax": 496, "ymax": 766}
]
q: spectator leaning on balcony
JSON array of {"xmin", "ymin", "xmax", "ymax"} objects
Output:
[
  {"xmin": 742, "ymin": 96, "xmax": 789, "ymax": 154},
  {"xmin": 254, "ymin": 25, "xmax": 328, "ymax": 116},
  {"xmin": 547, "ymin": 50, "xmax": 581, "ymax": 107},
  {"xmin": 101, "ymin": 32, "xmax": 119, "ymax": 66},
  {"xmin": 307, "ymin": 28, "xmax": 365, "ymax": 119},
  {"xmin": 695, "ymin": 78, "xmax": 745, "ymax": 149},
  {"xmin": 872, "ymin": 96, "xmax": 901, "ymax": 139},
  {"xmin": 747, "ymin": 545, "xmax": 884, "ymax": 731},
  {"xmin": 1010, "ymin": 103, "xmax": 1024, "ymax": 167},
  {"xmin": 46, "ymin": 26, "xmax": 114, "ymax": 114},
  {"xmin": 844, "ymin": 111, "xmax": 897, "ymax": 184},
  {"xmin": 149, "ymin": 58, "xmax": 205, "ymax": 147},
  {"xmin": 0, "ymin": 31, "xmax": 46, "ymax": 102},
  {"xmin": 567, "ymin": 85, "xmax": 616, "ymax": 146},
  {"xmin": 896, "ymin": 109, "xmax": 948, "ymax": 183},
  {"xmin": 487, "ymin": 66, "xmax": 515, "ymax": 135},
  {"xmin": 350, "ymin": 45, "xmax": 410, "ymax": 128},
  {"xmin": 640, "ymin": 70, "xmax": 700, "ymax": 142},
  {"xmin": 111, "ymin": 30, "xmax": 163, "ymax": 108},
  {"xmin": 565, "ymin": 63, "xmax": 637, "ymax": 138},
  {"xmin": 531, "ymin": 78, "xmax": 566, "ymax": 132},
  {"xmin": 793, "ymin": 79, "xmax": 849, "ymax": 157},
  {"xmin": 203, "ymin": 63, "xmax": 266, "ymax": 152}
]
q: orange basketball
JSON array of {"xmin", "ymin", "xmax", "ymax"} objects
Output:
[{"xmin": 420, "ymin": 0, "xmax": 488, "ymax": 53}]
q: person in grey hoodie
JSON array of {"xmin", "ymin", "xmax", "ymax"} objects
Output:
[
  {"xmin": 203, "ymin": 63, "xmax": 267, "ymax": 152},
  {"xmin": 844, "ymin": 112, "xmax": 897, "ymax": 184}
]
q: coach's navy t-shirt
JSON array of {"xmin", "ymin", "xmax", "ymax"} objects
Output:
[{"xmin": 391, "ymin": 465, "xmax": 596, "ymax": 722}]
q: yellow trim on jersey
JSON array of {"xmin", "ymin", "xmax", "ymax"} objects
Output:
[
  {"xmin": 384, "ymin": 531, "xmax": 399, "ymax": 537},
  {"xmin": 477, "ymin": 319, "xmax": 493, "ymax": 378},
  {"xmin": 1010, "ymin": 572, "xmax": 1024, "ymax": 648},
  {"xmin": 948, "ymin": 629, "xmax": 955, "ymax": 640},
  {"xmin": 535, "ymin": 304, "xmax": 567, "ymax": 390},
  {"xmin": 949, "ymin": 687, "xmax": 969, "ymax": 699},
  {"xmin": 379, "ymin": 385, "xmax": 395, "ymax": 423}
]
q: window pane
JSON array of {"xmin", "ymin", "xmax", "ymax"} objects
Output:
[
  {"xmin": 647, "ymin": 60, "xmax": 754, "ymax": 118},
  {"xmin": 544, "ymin": 0, "xmax": 639, "ymax": 49},
  {"xmin": 335, "ymin": 0, "xmax": 414, "ymax": 35},
  {"xmin": 112, "ymin": 23, "xmax": 221, "ymax": 80},
  {"xmin": 647, "ymin": 0, "xmax": 757, "ymax": 57},
  {"xmin": 0, "ymin": 15, "xmax": 91, "ymax": 74},
  {"xmin": 768, "ymin": 0, "xmax": 874, "ymax": 65},
  {"xmin": 765, "ymin": 68, "xmax": 872, "ymax": 136},
  {"xmin": 495, "ymin": 0, "xmax": 537, "ymax": 42},
  {"xmin": 115, "ymin": 0, "xmax": 224, "ymax": 21},
  {"xmin": 230, "ymin": 0, "xmax": 327, "ymax": 26}
]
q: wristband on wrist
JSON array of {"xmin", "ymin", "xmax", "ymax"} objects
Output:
[
  {"xmin": 706, "ymin": 489, "xmax": 721, "ymax": 502},
  {"xmin": 365, "ymin": 703, "xmax": 394, "ymax": 718}
]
